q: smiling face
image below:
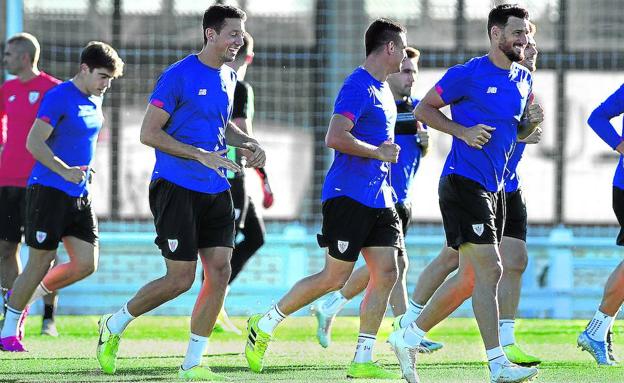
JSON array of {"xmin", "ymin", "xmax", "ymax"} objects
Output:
[
  {"xmin": 206, "ymin": 18, "xmax": 245, "ymax": 64},
  {"xmin": 495, "ymin": 16, "xmax": 529, "ymax": 62},
  {"xmin": 520, "ymin": 33, "xmax": 538, "ymax": 72}
]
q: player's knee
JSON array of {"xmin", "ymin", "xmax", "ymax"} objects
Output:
[
  {"xmin": 74, "ymin": 258, "xmax": 97, "ymax": 278},
  {"xmin": 441, "ymin": 250, "xmax": 460, "ymax": 272},
  {"xmin": 170, "ymin": 273, "xmax": 196, "ymax": 295},
  {"xmin": 371, "ymin": 264, "xmax": 399, "ymax": 289},
  {"xmin": 210, "ymin": 260, "xmax": 232, "ymax": 283},
  {"xmin": 503, "ymin": 252, "xmax": 528, "ymax": 275}
]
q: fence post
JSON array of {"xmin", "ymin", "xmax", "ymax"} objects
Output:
[{"xmin": 547, "ymin": 226, "xmax": 574, "ymax": 318}]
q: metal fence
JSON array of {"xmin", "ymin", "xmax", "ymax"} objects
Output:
[{"xmin": 2, "ymin": 0, "xmax": 624, "ymax": 227}]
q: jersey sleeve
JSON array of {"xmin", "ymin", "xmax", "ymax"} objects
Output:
[
  {"xmin": 149, "ymin": 67, "xmax": 181, "ymax": 115},
  {"xmin": 232, "ymin": 82, "xmax": 253, "ymax": 120},
  {"xmin": 0, "ymin": 85, "xmax": 6, "ymax": 145},
  {"xmin": 333, "ymin": 80, "xmax": 368, "ymax": 123},
  {"xmin": 36, "ymin": 89, "xmax": 65, "ymax": 128},
  {"xmin": 588, "ymin": 84, "xmax": 624, "ymax": 150},
  {"xmin": 434, "ymin": 64, "xmax": 471, "ymax": 105}
]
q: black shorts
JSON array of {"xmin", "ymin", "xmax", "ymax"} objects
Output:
[
  {"xmin": 395, "ymin": 202, "xmax": 411, "ymax": 256},
  {"xmin": 317, "ymin": 196, "xmax": 403, "ymax": 262},
  {"xmin": 438, "ymin": 174, "xmax": 505, "ymax": 249},
  {"xmin": 613, "ymin": 186, "xmax": 624, "ymax": 246},
  {"xmin": 149, "ymin": 178, "xmax": 235, "ymax": 261},
  {"xmin": 25, "ymin": 184, "xmax": 98, "ymax": 250},
  {"xmin": 229, "ymin": 176, "xmax": 249, "ymax": 230},
  {"xmin": 0, "ymin": 186, "xmax": 26, "ymax": 243},
  {"xmin": 503, "ymin": 188, "xmax": 527, "ymax": 242}
]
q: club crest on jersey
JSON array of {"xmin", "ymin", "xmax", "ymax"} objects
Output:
[
  {"xmin": 36, "ymin": 231, "xmax": 47, "ymax": 243},
  {"xmin": 472, "ymin": 224, "xmax": 484, "ymax": 237},
  {"xmin": 8, "ymin": 95, "xmax": 16, "ymax": 102},
  {"xmin": 28, "ymin": 91, "xmax": 40, "ymax": 104},
  {"xmin": 168, "ymin": 239, "xmax": 178, "ymax": 252},
  {"xmin": 337, "ymin": 240, "xmax": 349, "ymax": 253}
]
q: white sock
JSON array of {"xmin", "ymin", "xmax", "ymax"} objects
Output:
[
  {"xmin": 586, "ymin": 310, "xmax": 614, "ymax": 342},
  {"xmin": 1, "ymin": 306, "xmax": 22, "ymax": 338},
  {"xmin": 321, "ymin": 291, "xmax": 349, "ymax": 316},
  {"xmin": 353, "ymin": 333, "xmax": 376, "ymax": 363},
  {"xmin": 257, "ymin": 305, "xmax": 286, "ymax": 334},
  {"xmin": 181, "ymin": 333, "xmax": 209, "ymax": 370},
  {"xmin": 499, "ymin": 319, "xmax": 515, "ymax": 347},
  {"xmin": 400, "ymin": 299, "xmax": 424, "ymax": 328},
  {"xmin": 403, "ymin": 322, "xmax": 426, "ymax": 347},
  {"xmin": 487, "ymin": 346, "xmax": 510, "ymax": 376},
  {"xmin": 27, "ymin": 282, "xmax": 52, "ymax": 305},
  {"xmin": 107, "ymin": 303, "xmax": 136, "ymax": 335}
]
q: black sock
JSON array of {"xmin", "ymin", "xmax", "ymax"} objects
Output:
[{"xmin": 43, "ymin": 304, "xmax": 55, "ymax": 320}]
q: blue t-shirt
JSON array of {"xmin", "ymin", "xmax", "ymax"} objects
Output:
[
  {"xmin": 321, "ymin": 67, "xmax": 397, "ymax": 208},
  {"xmin": 436, "ymin": 55, "xmax": 532, "ymax": 192},
  {"xmin": 29, "ymin": 81, "xmax": 103, "ymax": 197},
  {"xmin": 149, "ymin": 55, "xmax": 237, "ymax": 194},
  {"xmin": 503, "ymin": 142, "xmax": 525, "ymax": 193},
  {"xmin": 587, "ymin": 84, "xmax": 624, "ymax": 189},
  {"xmin": 392, "ymin": 98, "xmax": 423, "ymax": 203}
]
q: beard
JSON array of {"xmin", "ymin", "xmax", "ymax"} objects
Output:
[{"xmin": 499, "ymin": 38, "xmax": 524, "ymax": 62}]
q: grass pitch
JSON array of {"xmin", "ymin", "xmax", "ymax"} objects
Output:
[{"xmin": 1, "ymin": 315, "xmax": 622, "ymax": 382}]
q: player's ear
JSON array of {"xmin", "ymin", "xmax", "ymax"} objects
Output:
[
  {"xmin": 205, "ymin": 28, "xmax": 217, "ymax": 43},
  {"xmin": 387, "ymin": 40, "xmax": 396, "ymax": 55},
  {"xmin": 79, "ymin": 63, "xmax": 90, "ymax": 74}
]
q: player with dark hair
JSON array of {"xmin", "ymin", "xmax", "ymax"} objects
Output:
[
  {"xmin": 1, "ymin": 41, "xmax": 124, "ymax": 352},
  {"xmin": 387, "ymin": 5, "xmax": 542, "ymax": 382},
  {"xmin": 311, "ymin": 46, "xmax": 442, "ymax": 352},
  {"xmin": 95, "ymin": 5, "xmax": 265, "ymax": 381},
  {"xmin": 245, "ymin": 18, "xmax": 407, "ymax": 379}
]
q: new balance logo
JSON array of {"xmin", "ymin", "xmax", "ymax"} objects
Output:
[
  {"xmin": 486, "ymin": 87, "xmax": 497, "ymax": 94},
  {"xmin": 198, "ymin": 89, "xmax": 207, "ymax": 96}
]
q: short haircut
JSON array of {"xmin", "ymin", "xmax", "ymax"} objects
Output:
[
  {"xmin": 405, "ymin": 47, "xmax": 420, "ymax": 61},
  {"xmin": 364, "ymin": 18, "xmax": 406, "ymax": 57},
  {"xmin": 487, "ymin": 4, "xmax": 529, "ymax": 40},
  {"xmin": 80, "ymin": 41, "xmax": 124, "ymax": 78},
  {"xmin": 7, "ymin": 32, "xmax": 40, "ymax": 65},
  {"xmin": 202, "ymin": 4, "xmax": 247, "ymax": 45}
]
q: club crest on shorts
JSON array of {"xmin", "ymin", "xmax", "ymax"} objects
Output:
[
  {"xmin": 337, "ymin": 240, "xmax": 349, "ymax": 253},
  {"xmin": 28, "ymin": 91, "xmax": 40, "ymax": 104},
  {"xmin": 472, "ymin": 224, "xmax": 484, "ymax": 236},
  {"xmin": 234, "ymin": 208, "xmax": 241, "ymax": 220},
  {"xmin": 36, "ymin": 231, "xmax": 47, "ymax": 243},
  {"xmin": 168, "ymin": 239, "xmax": 178, "ymax": 252}
]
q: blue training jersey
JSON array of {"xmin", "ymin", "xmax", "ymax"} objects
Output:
[
  {"xmin": 322, "ymin": 67, "xmax": 397, "ymax": 208},
  {"xmin": 149, "ymin": 55, "xmax": 237, "ymax": 194},
  {"xmin": 588, "ymin": 84, "xmax": 624, "ymax": 189},
  {"xmin": 29, "ymin": 81, "xmax": 103, "ymax": 197},
  {"xmin": 391, "ymin": 97, "xmax": 423, "ymax": 203},
  {"xmin": 436, "ymin": 55, "xmax": 532, "ymax": 192},
  {"xmin": 503, "ymin": 142, "xmax": 525, "ymax": 193}
]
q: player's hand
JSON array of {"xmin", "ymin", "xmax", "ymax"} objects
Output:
[
  {"xmin": 518, "ymin": 126, "xmax": 542, "ymax": 144},
  {"xmin": 241, "ymin": 142, "xmax": 266, "ymax": 168},
  {"xmin": 461, "ymin": 124, "xmax": 495, "ymax": 149},
  {"xmin": 61, "ymin": 166, "xmax": 87, "ymax": 184},
  {"xmin": 615, "ymin": 141, "xmax": 624, "ymax": 155},
  {"xmin": 375, "ymin": 141, "xmax": 400, "ymax": 163},
  {"xmin": 195, "ymin": 148, "xmax": 241, "ymax": 178},
  {"xmin": 526, "ymin": 103, "xmax": 544, "ymax": 126},
  {"xmin": 417, "ymin": 130, "xmax": 429, "ymax": 149}
]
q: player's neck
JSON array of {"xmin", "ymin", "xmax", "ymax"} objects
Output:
[
  {"xmin": 197, "ymin": 48, "xmax": 224, "ymax": 69},
  {"xmin": 71, "ymin": 75, "xmax": 90, "ymax": 96},
  {"xmin": 16, "ymin": 67, "xmax": 39, "ymax": 82},
  {"xmin": 487, "ymin": 50, "xmax": 513, "ymax": 70},
  {"xmin": 362, "ymin": 56, "xmax": 391, "ymax": 82}
]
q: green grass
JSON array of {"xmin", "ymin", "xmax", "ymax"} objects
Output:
[{"xmin": 1, "ymin": 315, "xmax": 622, "ymax": 382}]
